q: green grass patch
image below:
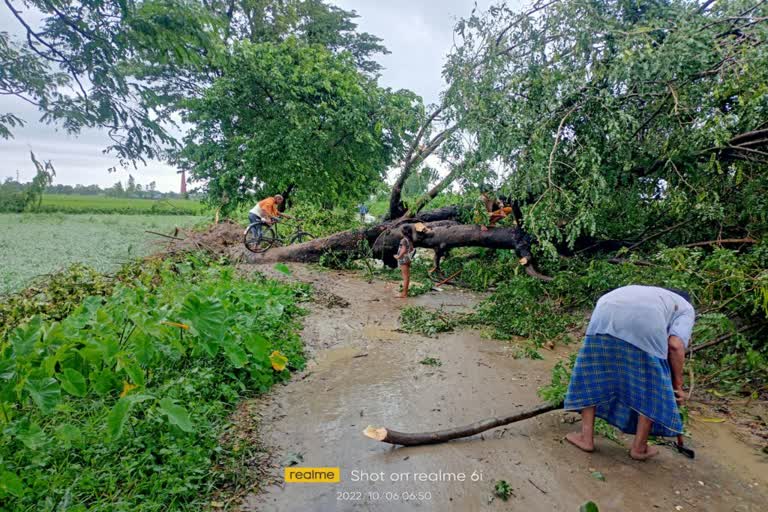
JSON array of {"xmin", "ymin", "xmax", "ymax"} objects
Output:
[
  {"xmin": 400, "ymin": 306, "xmax": 459, "ymax": 337},
  {"xmin": 0, "ymin": 254, "xmax": 308, "ymax": 510},
  {"xmin": 39, "ymin": 194, "xmax": 207, "ymax": 215},
  {"xmin": 0, "ymin": 213, "xmax": 204, "ymax": 295}
]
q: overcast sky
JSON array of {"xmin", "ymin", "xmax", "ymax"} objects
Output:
[{"xmin": 0, "ymin": 0, "xmax": 508, "ymax": 192}]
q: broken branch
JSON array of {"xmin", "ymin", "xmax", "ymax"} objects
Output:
[{"xmin": 362, "ymin": 402, "xmax": 562, "ymax": 446}]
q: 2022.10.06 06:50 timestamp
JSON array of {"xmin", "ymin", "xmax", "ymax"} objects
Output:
[{"xmin": 336, "ymin": 491, "xmax": 433, "ymax": 502}]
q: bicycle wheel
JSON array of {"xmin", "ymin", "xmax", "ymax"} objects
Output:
[
  {"xmin": 244, "ymin": 224, "xmax": 277, "ymax": 253},
  {"xmin": 290, "ymin": 231, "xmax": 315, "ymax": 244}
]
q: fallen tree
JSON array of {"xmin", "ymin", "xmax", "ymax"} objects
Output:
[
  {"xmin": 362, "ymin": 402, "xmax": 562, "ymax": 446},
  {"xmin": 242, "ymin": 206, "xmax": 552, "ymax": 280}
]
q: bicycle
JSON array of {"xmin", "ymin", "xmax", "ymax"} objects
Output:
[{"xmin": 243, "ymin": 218, "xmax": 314, "ymax": 253}]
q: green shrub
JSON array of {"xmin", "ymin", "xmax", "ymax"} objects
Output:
[{"xmin": 0, "ymin": 254, "xmax": 306, "ymax": 509}]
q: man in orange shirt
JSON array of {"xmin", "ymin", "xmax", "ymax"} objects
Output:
[{"xmin": 249, "ymin": 194, "xmax": 292, "ymax": 237}]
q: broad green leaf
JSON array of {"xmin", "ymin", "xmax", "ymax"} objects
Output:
[
  {"xmin": 91, "ymin": 369, "xmax": 117, "ymax": 396},
  {"xmin": 580, "ymin": 502, "xmax": 599, "ymax": 512},
  {"xmin": 17, "ymin": 422, "xmax": 48, "ymax": 450},
  {"xmin": 159, "ymin": 398, "xmax": 195, "ymax": 433},
  {"xmin": 201, "ymin": 338, "xmax": 220, "ymax": 357},
  {"xmin": 590, "ymin": 471, "xmax": 606, "ymax": 482},
  {"xmin": 107, "ymin": 397, "xmax": 133, "ymax": 440},
  {"xmin": 132, "ymin": 333, "xmax": 157, "ymax": 366},
  {"xmin": 25, "ymin": 377, "xmax": 60, "ymax": 414},
  {"xmin": 244, "ymin": 333, "xmax": 270, "ymax": 360},
  {"xmin": 0, "ymin": 471, "xmax": 24, "ymax": 498},
  {"xmin": 222, "ymin": 341, "xmax": 248, "ymax": 368},
  {"xmin": 180, "ymin": 294, "xmax": 227, "ymax": 340},
  {"xmin": 10, "ymin": 316, "xmax": 43, "ymax": 357},
  {"xmin": 123, "ymin": 360, "xmax": 146, "ymax": 388},
  {"xmin": 55, "ymin": 423, "xmax": 82, "ymax": 445},
  {"xmin": 59, "ymin": 368, "xmax": 87, "ymax": 397}
]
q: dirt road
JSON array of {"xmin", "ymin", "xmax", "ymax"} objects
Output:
[{"xmin": 241, "ymin": 264, "xmax": 767, "ymax": 512}]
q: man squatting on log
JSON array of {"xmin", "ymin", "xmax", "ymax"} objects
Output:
[{"xmin": 564, "ymin": 285, "xmax": 694, "ymax": 460}]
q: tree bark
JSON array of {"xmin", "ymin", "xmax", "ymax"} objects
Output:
[
  {"xmin": 241, "ymin": 205, "xmax": 552, "ymax": 279},
  {"xmin": 386, "ymin": 105, "xmax": 457, "ymax": 220},
  {"xmin": 362, "ymin": 402, "xmax": 562, "ymax": 446}
]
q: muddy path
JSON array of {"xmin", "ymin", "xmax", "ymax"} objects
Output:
[{"xmin": 239, "ymin": 264, "xmax": 767, "ymax": 512}]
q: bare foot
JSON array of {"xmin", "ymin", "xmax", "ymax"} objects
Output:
[
  {"xmin": 565, "ymin": 432, "xmax": 594, "ymax": 452},
  {"xmin": 629, "ymin": 445, "xmax": 659, "ymax": 461},
  {"xmin": 480, "ymin": 225, "xmax": 488, "ymax": 232}
]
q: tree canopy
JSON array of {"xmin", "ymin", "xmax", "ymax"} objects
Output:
[
  {"xmin": 443, "ymin": 0, "xmax": 768, "ymax": 253},
  {"xmin": 1, "ymin": 0, "xmax": 389, "ymax": 164},
  {"xmin": 1, "ymin": 0, "xmax": 224, "ymax": 163},
  {"xmin": 180, "ymin": 38, "xmax": 422, "ymax": 210}
]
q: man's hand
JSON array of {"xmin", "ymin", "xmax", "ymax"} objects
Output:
[{"xmin": 673, "ymin": 387, "xmax": 686, "ymax": 405}]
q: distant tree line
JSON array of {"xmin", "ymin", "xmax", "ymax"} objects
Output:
[
  {"xmin": 1, "ymin": 168, "xmax": 190, "ymax": 212},
  {"xmin": 43, "ymin": 174, "xmax": 180, "ymax": 199}
]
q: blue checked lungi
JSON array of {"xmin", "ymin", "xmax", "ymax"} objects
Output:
[{"xmin": 564, "ymin": 333, "xmax": 683, "ymax": 437}]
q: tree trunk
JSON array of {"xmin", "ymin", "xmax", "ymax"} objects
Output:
[
  {"xmin": 362, "ymin": 402, "xmax": 562, "ymax": 446},
  {"xmin": 241, "ymin": 205, "xmax": 551, "ymax": 279},
  {"xmin": 245, "ymin": 221, "xmax": 535, "ymax": 269}
]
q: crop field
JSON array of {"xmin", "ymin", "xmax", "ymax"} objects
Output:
[
  {"xmin": 0, "ymin": 213, "xmax": 203, "ymax": 295},
  {"xmin": 39, "ymin": 194, "xmax": 207, "ymax": 215}
]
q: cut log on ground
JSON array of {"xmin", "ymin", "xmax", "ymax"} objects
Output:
[{"xmin": 362, "ymin": 402, "xmax": 563, "ymax": 446}]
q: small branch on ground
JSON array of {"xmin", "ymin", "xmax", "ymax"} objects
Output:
[
  {"xmin": 362, "ymin": 402, "xmax": 562, "ymax": 446},
  {"xmin": 145, "ymin": 230, "xmax": 185, "ymax": 241}
]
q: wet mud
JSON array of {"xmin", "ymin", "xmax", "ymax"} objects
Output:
[{"xmin": 240, "ymin": 264, "xmax": 767, "ymax": 512}]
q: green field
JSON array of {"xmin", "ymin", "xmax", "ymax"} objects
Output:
[
  {"xmin": 39, "ymin": 194, "xmax": 207, "ymax": 215},
  {"xmin": 0, "ymin": 213, "xmax": 203, "ymax": 295}
]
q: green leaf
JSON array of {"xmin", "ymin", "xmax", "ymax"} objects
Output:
[
  {"xmin": 159, "ymin": 398, "xmax": 195, "ymax": 433},
  {"xmin": 17, "ymin": 422, "xmax": 48, "ymax": 450},
  {"xmin": 123, "ymin": 360, "xmax": 146, "ymax": 387},
  {"xmin": 180, "ymin": 294, "xmax": 227, "ymax": 353},
  {"xmin": 244, "ymin": 333, "xmax": 270, "ymax": 361},
  {"xmin": 580, "ymin": 501, "xmax": 600, "ymax": 512},
  {"xmin": 91, "ymin": 368, "xmax": 117, "ymax": 396},
  {"xmin": 0, "ymin": 471, "xmax": 24, "ymax": 498},
  {"xmin": 274, "ymin": 263, "xmax": 292, "ymax": 275},
  {"xmin": 10, "ymin": 316, "xmax": 43, "ymax": 357},
  {"xmin": 222, "ymin": 341, "xmax": 248, "ymax": 368},
  {"xmin": 0, "ymin": 359, "xmax": 16, "ymax": 380},
  {"xmin": 55, "ymin": 423, "xmax": 82, "ymax": 445},
  {"xmin": 107, "ymin": 397, "xmax": 133, "ymax": 440},
  {"xmin": 59, "ymin": 368, "xmax": 87, "ymax": 397},
  {"xmin": 25, "ymin": 377, "xmax": 60, "ymax": 414},
  {"xmin": 590, "ymin": 471, "xmax": 606, "ymax": 482}
]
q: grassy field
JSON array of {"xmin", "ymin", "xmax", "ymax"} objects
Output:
[
  {"xmin": 39, "ymin": 194, "xmax": 207, "ymax": 215},
  {"xmin": 0, "ymin": 213, "xmax": 204, "ymax": 295}
]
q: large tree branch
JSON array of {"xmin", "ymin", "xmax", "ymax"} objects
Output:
[
  {"xmin": 387, "ymin": 105, "xmax": 456, "ymax": 219},
  {"xmin": 404, "ymin": 153, "xmax": 472, "ymax": 217}
]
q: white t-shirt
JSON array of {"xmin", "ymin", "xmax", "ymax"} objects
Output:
[{"xmin": 586, "ymin": 285, "xmax": 695, "ymax": 359}]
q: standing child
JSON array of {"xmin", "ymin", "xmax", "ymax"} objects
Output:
[{"xmin": 394, "ymin": 224, "xmax": 415, "ymax": 298}]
